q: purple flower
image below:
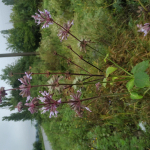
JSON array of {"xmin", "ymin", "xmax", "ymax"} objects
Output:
[
  {"xmin": 19, "ymin": 85, "xmax": 31, "ymax": 102},
  {"xmin": 58, "ymin": 20, "xmax": 74, "ymax": 41},
  {"xmin": 38, "ymin": 91, "xmax": 61, "ymax": 118},
  {"xmin": 137, "ymin": 23, "xmax": 150, "ymax": 36},
  {"xmin": 16, "ymin": 102, "xmax": 23, "ymax": 112},
  {"xmin": 47, "ymin": 75, "xmax": 63, "ymax": 93},
  {"xmin": 0, "ymin": 87, "xmax": 7, "ymax": 103},
  {"xmin": 32, "ymin": 9, "xmax": 53, "ymax": 28},
  {"xmin": 25, "ymin": 98, "xmax": 39, "ymax": 114},
  {"xmin": 18, "ymin": 72, "xmax": 32, "ymax": 85},
  {"xmin": 69, "ymin": 90, "xmax": 91, "ymax": 117},
  {"xmin": 78, "ymin": 38, "xmax": 91, "ymax": 53},
  {"xmin": 18, "ymin": 73, "xmax": 32, "ymax": 102},
  {"xmin": 41, "ymin": 100, "xmax": 61, "ymax": 118},
  {"xmin": 95, "ymin": 82, "xmax": 101, "ymax": 91}
]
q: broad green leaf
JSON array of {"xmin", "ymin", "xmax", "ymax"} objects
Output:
[
  {"xmin": 131, "ymin": 60, "xmax": 149, "ymax": 74},
  {"xmin": 102, "ymin": 78, "xmax": 107, "ymax": 88},
  {"xmin": 106, "ymin": 67, "xmax": 117, "ymax": 78},
  {"xmin": 134, "ymin": 72, "xmax": 149, "ymax": 88},
  {"xmin": 104, "ymin": 54, "xmax": 109, "ymax": 63},
  {"xmin": 145, "ymin": 80, "xmax": 150, "ymax": 87},
  {"xmin": 130, "ymin": 92, "xmax": 143, "ymax": 99},
  {"xmin": 110, "ymin": 77, "xmax": 118, "ymax": 85},
  {"xmin": 126, "ymin": 79, "xmax": 134, "ymax": 91}
]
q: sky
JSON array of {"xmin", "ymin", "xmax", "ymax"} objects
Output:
[{"xmin": 0, "ymin": 1, "xmax": 36, "ymax": 150}]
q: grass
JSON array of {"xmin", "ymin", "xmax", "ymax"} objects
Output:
[{"xmin": 29, "ymin": 0, "xmax": 150, "ymax": 149}]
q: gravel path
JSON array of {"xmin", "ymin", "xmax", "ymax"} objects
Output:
[{"xmin": 41, "ymin": 127, "xmax": 53, "ymax": 150}]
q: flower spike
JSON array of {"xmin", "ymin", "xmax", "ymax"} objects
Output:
[{"xmin": 32, "ymin": 9, "xmax": 53, "ymax": 28}]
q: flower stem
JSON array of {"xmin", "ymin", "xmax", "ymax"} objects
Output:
[
  {"xmin": 67, "ymin": 46, "xmax": 103, "ymax": 72},
  {"xmin": 10, "ymin": 71, "xmax": 104, "ymax": 77},
  {"xmin": 36, "ymin": 93, "xmax": 129, "ymax": 106},
  {"xmin": 54, "ymin": 52, "xmax": 92, "ymax": 75},
  {"xmin": 53, "ymin": 20, "xmax": 132, "ymax": 76},
  {"xmin": 106, "ymin": 58, "xmax": 132, "ymax": 76},
  {"xmin": 53, "ymin": 20, "xmax": 81, "ymax": 42},
  {"xmin": 49, "ymin": 72, "xmax": 104, "ymax": 77},
  {"xmin": 137, "ymin": 0, "xmax": 148, "ymax": 11}
]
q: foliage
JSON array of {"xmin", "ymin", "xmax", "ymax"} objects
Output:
[
  {"xmin": 2, "ymin": 110, "xmax": 33, "ymax": 121},
  {"xmin": 6, "ymin": 0, "xmax": 41, "ymax": 53},
  {"xmin": 2, "ymin": 0, "xmax": 15, "ymax": 5}
]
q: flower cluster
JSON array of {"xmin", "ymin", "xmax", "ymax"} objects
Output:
[
  {"xmin": 47, "ymin": 75, "xmax": 63, "ymax": 93},
  {"xmin": 32, "ymin": 9, "xmax": 53, "ymax": 28},
  {"xmin": 95, "ymin": 82, "xmax": 101, "ymax": 91},
  {"xmin": 38, "ymin": 91, "xmax": 61, "ymax": 118},
  {"xmin": 25, "ymin": 98, "xmax": 39, "ymax": 114},
  {"xmin": 16, "ymin": 102, "xmax": 23, "ymax": 112},
  {"xmin": 137, "ymin": 23, "xmax": 150, "ymax": 36},
  {"xmin": 18, "ymin": 72, "xmax": 32, "ymax": 102},
  {"xmin": 78, "ymin": 39, "xmax": 91, "ymax": 53},
  {"xmin": 58, "ymin": 20, "xmax": 74, "ymax": 41},
  {"xmin": 69, "ymin": 90, "xmax": 91, "ymax": 117}
]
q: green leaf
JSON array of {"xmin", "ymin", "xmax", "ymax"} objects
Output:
[
  {"xmin": 110, "ymin": 77, "xmax": 118, "ymax": 85},
  {"xmin": 131, "ymin": 60, "xmax": 149, "ymax": 74},
  {"xmin": 126, "ymin": 79, "xmax": 134, "ymax": 91},
  {"xmin": 106, "ymin": 67, "xmax": 117, "ymax": 78},
  {"xmin": 130, "ymin": 92, "xmax": 143, "ymax": 99},
  {"xmin": 102, "ymin": 78, "xmax": 107, "ymax": 88},
  {"xmin": 134, "ymin": 72, "xmax": 149, "ymax": 88},
  {"xmin": 104, "ymin": 54, "xmax": 109, "ymax": 63}
]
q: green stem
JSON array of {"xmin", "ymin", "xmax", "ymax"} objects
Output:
[
  {"xmin": 107, "ymin": 58, "xmax": 132, "ymax": 76},
  {"xmin": 109, "ymin": 75, "xmax": 133, "ymax": 78},
  {"xmin": 138, "ymin": 0, "xmax": 148, "ymax": 11},
  {"xmin": 84, "ymin": 78, "xmax": 130, "ymax": 84}
]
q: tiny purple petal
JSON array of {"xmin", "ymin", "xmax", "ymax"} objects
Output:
[{"xmin": 137, "ymin": 23, "xmax": 150, "ymax": 36}]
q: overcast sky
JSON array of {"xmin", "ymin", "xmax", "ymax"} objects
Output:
[{"xmin": 0, "ymin": 1, "xmax": 36, "ymax": 150}]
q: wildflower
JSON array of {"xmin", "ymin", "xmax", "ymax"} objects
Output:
[
  {"xmin": 47, "ymin": 75, "xmax": 63, "ymax": 93},
  {"xmin": 137, "ymin": 23, "xmax": 150, "ymax": 36},
  {"xmin": 69, "ymin": 90, "xmax": 91, "ymax": 117},
  {"xmin": 78, "ymin": 38, "xmax": 91, "ymax": 53},
  {"xmin": 72, "ymin": 76, "xmax": 83, "ymax": 90},
  {"xmin": 58, "ymin": 20, "xmax": 74, "ymax": 41},
  {"xmin": 18, "ymin": 72, "xmax": 32, "ymax": 102},
  {"xmin": 16, "ymin": 102, "xmax": 23, "ymax": 112},
  {"xmin": 25, "ymin": 97, "xmax": 39, "ymax": 114},
  {"xmin": 32, "ymin": 9, "xmax": 53, "ymax": 28},
  {"xmin": 0, "ymin": 87, "xmax": 7, "ymax": 103},
  {"xmin": 38, "ymin": 91, "xmax": 61, "ymax": 118},
  {"xmin": 95, "ymin": 82, "xmax": 101, "ymax": 91},
  {"xmin": 38, "ymin": 91, "xmax": 53, "ymax": 103}
]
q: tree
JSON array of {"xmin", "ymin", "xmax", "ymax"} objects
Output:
[
  {"xmin": 32, "ymin": 141, "xmax": 42, "ymax": 150},
  {"xmin": 7, "ymin": 0, "xmax": 41, "ymax": 53},
  {"xmin": 0, "ymin": 30, "xmax": 9, "ymax": 35},
  {"xmin": 2, "ymin": 110, "xmax": 33, "ymax": 121},
  {"xmin": 2, "ymin": 0, "xmax": 15, "ymax": 5}
]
